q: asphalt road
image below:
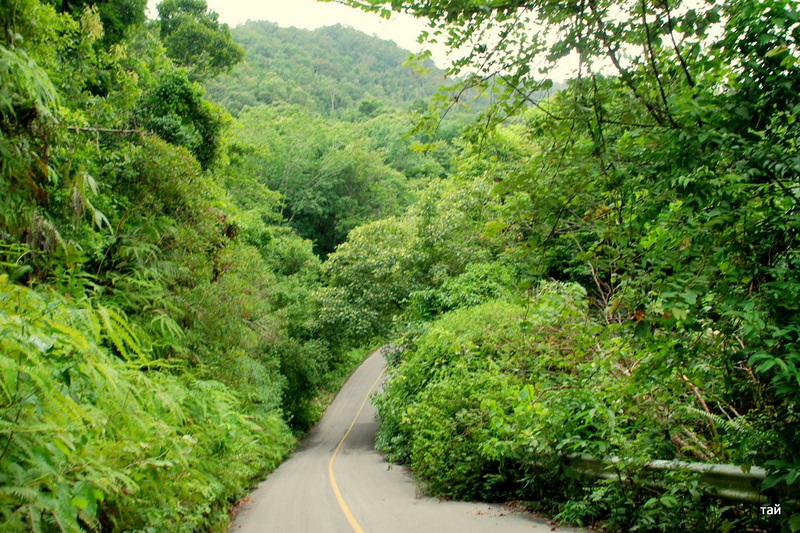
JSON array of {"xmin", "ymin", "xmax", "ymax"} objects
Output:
[{"xmin": 228, "ymin": 348, "xmax": 582, "ymax": 533}]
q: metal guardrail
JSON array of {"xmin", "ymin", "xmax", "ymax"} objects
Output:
[{"xmin": 568, "ymin": 454, "xmax": 798, "ymax": 506}]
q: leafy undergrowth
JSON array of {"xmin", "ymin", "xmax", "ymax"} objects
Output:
[
  {"xmin": 0, "ymin": 276, "xmax": 294, "ymax": 532},
  {"xmin": 312, "ymin": 346, "xmax": 376, "ymax": 414},
  {"xmin": 375, "ymin": 282, "xmax": 783, "ymax": 532}
]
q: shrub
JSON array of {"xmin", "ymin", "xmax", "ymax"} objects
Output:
[
  {"xmin": 374, "ymin": 282, "xmax": 781, "ymax": 531},
  {"xmin": 0, "ymin": 276, "xmax": 294, "ymax": 532}
]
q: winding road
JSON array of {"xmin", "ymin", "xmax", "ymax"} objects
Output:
[{"xmin": 228, "ymin": 348, "xmax": 582, "ymax": 533}]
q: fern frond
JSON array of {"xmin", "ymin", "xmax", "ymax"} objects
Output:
[
  {"xmin": 0, "ymin": 421, "xmax": 62, "ymax": 434},
  {"xmin": 96, "ymin": 305, "xmax": 147, "ymax": 362},
  {"xmin": 152, "ymin": 259, "xmax": 182, "ymax": 279},
  {"xmin": 77, "ymin": 508, "xmax": 101, "ymax": 533},
  {"xmin": 0, "ymin": 485, "xmax": 40, "ymax": 502},
  {"xmin": 43, "ymin": 494, "xmax": 84, "ymax": 533},
  {"xmin": 683, "ymin": 405, "xmax": 750, "ymax": 434},
  {"xmin": 682, "ymin": 405, "xmax": 771, "ymax": 459},
  {"xmin": 28, "ymin": 503, "xmax": 43, "ymax": 533}
]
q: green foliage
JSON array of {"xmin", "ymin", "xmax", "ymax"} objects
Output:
[
  {"xmin": 157, "ymin": 0, "xmax": 244, "ymax": 81},
  {"xmin": 135, "ymin": 71, "xmax": 228, "ymax": 168},
  {"xmin": 407, "ymin": 261, "xmax": 514, "ymax": 319},
  {"xmin": 361, "ymin": 113, "xmax": 452, "ymax": 180},
  {"xmin": 205, "ymin": 22, "xmax": 446, "ymax": 117},
  {"xmin": 313, "ymin": 169, "xmax": 516, "ymax": 347},
  {"xmin": 342, "ymin": 2, "xmax": 800, "ymax": 527},
  {"xmin": 6, "ymin": 0, "xmax": 799, "ymax": 529},
  {"xmin": 0, "ymin": 44, "xmax": 59, "ymax": 240},
  {"xmin": 44, "ymin": 0, "xmax": 147, "ymax": 45},
  {"xmin": 228, "ymin": 105, "xmax": 414, "ymax": 255},
  {"xmin": 0, "ymin": 277, "xmax": 294, "ymax": 532},
  {"xmin": 312, "ymin": 216, "xmax": 420, "ymax": 347},
  {"xmin": 0, "ymin": 45, "xmax": 58, "ymax": 119},
  {"xmin": 1, "ymin": 2, "xmax": 399, "ymax": 527},
  {"xmin": 262, "ymin": 231, "xmax": 319, "ymax": 278},
  {"xmin": 375, "ymin": 284, "xmax": 780, "ymax": 531}
]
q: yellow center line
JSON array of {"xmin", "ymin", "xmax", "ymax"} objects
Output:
[{"xmin": 328, "ymin": 367, "xmax": 385, "ymax": 533}]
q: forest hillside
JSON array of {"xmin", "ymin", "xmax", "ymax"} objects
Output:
[{"xmin": 205, "ymin": 21, "xmax": 447, "ymax": 117}]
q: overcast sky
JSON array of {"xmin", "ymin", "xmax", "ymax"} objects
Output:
[{"xmin": 146, "ymin": 0, "xmax": 447, "ymax": 64}]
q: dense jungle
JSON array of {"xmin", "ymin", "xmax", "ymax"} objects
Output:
[{"xmin": 1, "ymin": 0, "xmax": 799, "ymax": 531}]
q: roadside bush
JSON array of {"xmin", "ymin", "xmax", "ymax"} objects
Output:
[
  {"xmin": 374, "ymin": 282, "xmax": 781, "ymax": 531},
  {"xmin": 0, "ymin": 277, "xmax": 294, "ymax": 532},
  {"xmin": 375, "ymin": 284, "xmax": 595, "ymax": 465},
  {"xmin": 407, "ymin": 365, "xmax": 521, "ymax": 500}
]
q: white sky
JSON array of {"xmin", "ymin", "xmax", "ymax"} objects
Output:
[{"xmin": 146, "ymin": 0, "xmax": 447, "ymax": 64}]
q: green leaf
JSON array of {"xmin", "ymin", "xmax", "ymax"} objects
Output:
[
  {"xmin": 789, "ymin": 513, "xmax": 800, "ymax": 533},
  {"xmin": 52, "ymin": 437, "xmax": 72, "ymax": 456},
  {"xmin": 71, "ymin": 496, "xmax": 89, "ymax": 509},
  {"xmin": 518, "ymin": 385, "xmax": 532, "ymax": 400},
  {"xmin": 755, "ymin": 360, "xmax": 776, "ymax": 373},
  {"xmin": 681, "ymin": 290, "xmax": 698, "ymax": 305},
  {"xmin": 671, "ymin": 307, "xmax": 688, "ymax": 321},
  {"xmin": 762, "ymin": 473, "xmax": 784, "ymax": 491},
  {"xmin": 660, "ymin": 495, "xmax": 679, "ymax": 507},
  {"xmin": 765, "ymin": 44, "xmax": 788, "ymax": 57}
]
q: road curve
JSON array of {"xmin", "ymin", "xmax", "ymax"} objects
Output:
[{"xmin": 228, "ymin": 348, "xmax": 582, "ymax": 533}]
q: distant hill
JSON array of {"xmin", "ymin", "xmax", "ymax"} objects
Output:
[{"xmin": 205, "ymin": 22, "xmax": 448, "ymax": 116}]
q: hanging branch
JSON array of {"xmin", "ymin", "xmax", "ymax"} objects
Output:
[
  {"xmin": 67, "ymin": 126, "xmax": 154, "ymax": 135},
  {"xmin": 587, "ymin": 0, "xmax": 667, "ymax": 127},
  {"xmin": 640, "ymin": 0, "xmax": 679, "ymax": 128},
  {"xmin": 501, "ymin": 75, "xmax": 659, "ymax": 128},
  {"xmin": 663, "ymin": 0, "xmax": 695, "ymax": 88}
]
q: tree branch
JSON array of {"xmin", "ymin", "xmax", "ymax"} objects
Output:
[
  {"xmin": 663, "ymin": 0, "xmax": 695, "ymax": 89},
  {"xmin": 67, "ymin": 126, "xmax": 154, "ymax": 135},
  {"xmin": 640, "ymin": 0, "xmax": 679, "ymax": 128},
  {"xmin": 586, "ymin": 0, "xmax": 666, "ymax": 126}
]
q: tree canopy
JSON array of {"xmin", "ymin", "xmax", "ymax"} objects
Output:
[
  {"xmin": 204, "ymin": 21, "xmax": 449, "ymax": 116},
  {"xmin": 157, "ymin": 0, "xmax": 244, "ymax": 81}
]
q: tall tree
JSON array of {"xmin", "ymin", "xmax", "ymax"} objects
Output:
[
  {"xmin": 43, "ymin": 0, "xmax": 147, "ymax": 44},
  {"xmin": 157, "ymin": 0, "xmax": 244, "ymax": 81},
  {"xmin": 135, "ymin": 69, "xmax": 227, "ymax": 168}
]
